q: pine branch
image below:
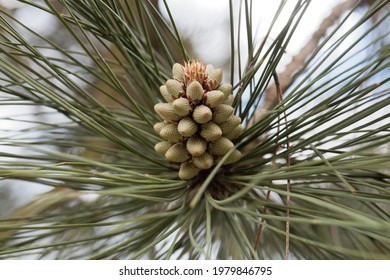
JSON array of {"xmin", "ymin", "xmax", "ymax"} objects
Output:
[{"xmin": 0, "ymin": 0, "xmax": 389, "ymax": 260}]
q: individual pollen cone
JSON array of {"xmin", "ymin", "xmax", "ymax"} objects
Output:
[
  {"xmin": 159, "ymin": 85, "xmax": 173, "ymax": 102},
  {"xmin": 159, "ymin": 123, "xmax": 181, "ymax": 142},
  {"xmin": 193, "ymin": 152, "xmax": 213, "ymax": 169},
  {"xmin": 154, "ymin": 103, "xmax": 181, "ymax": 121},
  {"xmin": 186, "ymin": 80, "xmax": 204, "ymax": 103},
  {"xmin": 205, "ymin": 64, "xmax": 214, "ymax": 75},
  {"xmin": 207, "ymin": 68, "xmax": 222, "ymax": 89},
  {"xmin": 178, "ymin": 117, "xmax": 198, "ymax": 137},
  {"xmin": 186, "ymin": 135, "xmax": 207, "ymax": 156},
  {"xmin": 222, "ymin": 94, "xmax": 234, "ymax": 106},
  {"xmin": 172, "ymin": 97, "xmax": 192, "ymax": 116},
  {"xmin": 172, "ymin": 63, "xmax": 184, "ymax": 82},
  {"xmin": 204, "ymin": 90, "xmax": 225, "ymax": 108},
  {"xmin": 224, "ymin": 124, "xmax": 244, "ymax": 140},
  {"xmin": 213, "ymin": 104, "xmax": 234, "ymax": 123},
  {"xmin": 200, "ymin": 122, "xmax": 222, "ymax": 141},
  {"xmin": 216, "ymin": 149, "xmax": 242, "ymax": 164},
  {"xmin": 153, "ymin": 121, "xmax": 167, "ymax": 134},
  {"xmin": 192, "ymin": 105, "xmax": 212, "ymax": 124},
  {"xmin": 218, "ymin": 84, "xmax": 232, "ymax": 97},
  {"xmin": 165, "ymin": 142, "xmax": 190, "ymax": 162},
  {"xmin": 166, "ymin": 79, "xmax": 183, "ymax": 99},
  {"xmin": 219, "ymin": 115, "xmax": 242, "ymax": 134},
  {"xmin": 224, "ymin": 149, "xmax": 242, "ymax": 164},
  {"xmin": 154, "ymin": 141, "xmax": 171, "ymax": 155},
  {"xmin": 179, "ymin": 161, "xmax": 200, "ymax": 180},
  {"xmin": 210, "ymin": 137, "xmax": 234, "ymax": 156}
]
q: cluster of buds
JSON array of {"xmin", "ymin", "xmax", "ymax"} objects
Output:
[{"xmin": 153, "ymin": 60, "xmax": 243, "ymax": 180}]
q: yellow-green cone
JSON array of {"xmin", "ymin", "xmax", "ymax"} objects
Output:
[
  {"xmin": 204, "ymin": 90, "xmax": 225, "ymax": 108},
  {"xmin": 219, "ymin": 115, "xmax": 242, "ymax": 134},
  {"xmin": 153, "ymin": 121, "xmax": 167, "ymax": 134},
  {"xmin": 222, "ymin": 94, "xmax": 234, "ymax": 106},
  {"xmin": 192, "ymin": 104, "xmax": 212, "ymax": 124},
  {"xmin": 213, "ymin": 104, "xmax": 234, "ymax": 123},
  {"xmin": 172, "ymin": 63, "xmax": 184, "ymax": 82},
  {"xmin": 216, "ymin": 149, "xmax": 242, "ymax": 164},
  {"xmin": 218, "ymin": 84, "xmax": 232, "ymax": 97},
  {"xmin": 225, "ymin": 149, "xmax": 242, "ymax": 164},
  {"xmin": 166, "ymin": 79, "xmax": 183, "ymax": 99},
  {"xmin": 178, "ymin": 117, "xmax": 198, "ymax": 137},
  {"xmin": 200, "ymin": 122, "xmax": 222, "ymax": 141},
  {"xmin": 224, "ymin": 124, "xmax": 244, "ymax": 140},
  {"xmin": 186, "ymin": 80, "xmax": 204, "ymax": 103},
  {"xmin": 193, "ymin": 152, "xmax": 214, "ymax": 169},
  {"xmin": 172, "ymin": 97, "xmax": 192, "ymax": 116},
  {"xmin": 210, "ymin": 137, "xmax": 234, "ymax": 156},
  {"xmin": 159, "ymin": 123, "xmax": 182, "ymax": 142},
  {"xmin": 205, "ymin": 64, "xmax": 214, "ymax": 75},
  {"xmin": 186, "ymin": 135, "xmax": 207, "ymax": 156},
  {"xmin": 179, "ymin": 161, "xmax": 200, "ymax": 180},
  {"xmin": 154, "ymin": 141, "xmax": 171, "ymax": 155},
  {"xmin": 154, "ymin": 103, "xmax": 181, "ymax": 121},
  {"xmin": 207, "ymin": 68, "xmax": 222, "ymax": 89},
  {"xmin": 165, "ymin": 142, "xmax": 190, "ymax": 162},
  {"xmin": 159, "ymin": 85, "xmax": 174, "ymax": 102}
]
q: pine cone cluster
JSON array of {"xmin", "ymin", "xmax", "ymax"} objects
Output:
[{"xmin": 154, "ymin": 60, "xmax": 243, "ymax": 180}]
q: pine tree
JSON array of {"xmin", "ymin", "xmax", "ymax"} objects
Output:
[{"xmin": 0, "ymin": 0, "xmax": 389, "ymax": 259}]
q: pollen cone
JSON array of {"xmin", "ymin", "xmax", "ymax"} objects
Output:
[
  {"xmin": 153, "ymin": 60, "xmax": 244, "ymax": 180},
  {"xmin": 186, "ymin": 135, "xmax": 207, "ymax": 156},
  {"xmin": 192, "ymin": 105, "xmax": 212, "ymax": 124},
  {"xmin": 179, "ymin": 161, "xmax": 200, "ymax": 180},
  {"xmin": 165, "ymin": 142, "xmax": 190, "ymax": 162}
]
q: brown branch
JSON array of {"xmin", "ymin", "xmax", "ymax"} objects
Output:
[
  {"xmin": 272, "ymin": 72, "xmax": 292, "ymax": 260},
  {"xmin": 252, "ymin": 72, "xmax": 292, "ymax": 259},
  {"xmin": 253, "ymin": 190, "xmax": 271, "ymax": 255},
  {"xmin": 272, "ymin": 72, "xmax": 292, "ymax": 259}
]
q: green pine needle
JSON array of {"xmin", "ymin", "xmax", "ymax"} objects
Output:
[{"xmin": 0, "ymin": 0, "xmax": 389, "ymax": 259}]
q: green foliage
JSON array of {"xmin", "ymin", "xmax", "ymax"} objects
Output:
[{"xmin": 0, "ymin": 0, "xmax": 389, "ymax": 259}]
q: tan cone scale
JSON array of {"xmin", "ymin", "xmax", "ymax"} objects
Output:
[{"xmin": 153, "ymin": 60, "xmax": 243, "ymax": 180}]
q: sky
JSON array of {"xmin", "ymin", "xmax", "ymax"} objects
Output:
[{"xmin": 160, "ymin": 0, "xmax": 341, "ymax": 70}]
